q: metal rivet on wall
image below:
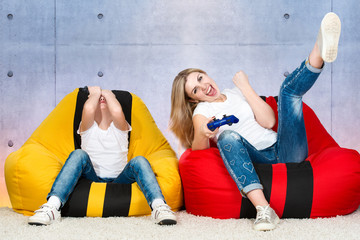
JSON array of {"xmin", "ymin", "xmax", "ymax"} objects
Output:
[
  {"xmin": 8, "ymin": 140, "xmax": 14, "ymax": 147},
  {"xmin": 7, "ymin": 71, "xmax": 13, "ymax": 77},
  {"xmin": 7, "ymin": 14, "xmax": 13, "ymax": 20},
  {"xmin": 98, "ymin": 71, "xmax": 104, "ymax": 77},
  {"xmin": 284, "ymin": 13, "xmax": 290, "ymax": 20},
  {"xmin": 284, "ymin": 71, "xmax": 289, "ymax": 77},
  {"xmin": 97, "ymin": 13, "xmax": 103, "ymax": 19}
]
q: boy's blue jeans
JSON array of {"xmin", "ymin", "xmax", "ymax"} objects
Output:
[
  {"xmin": 47, "ymin": 149, "xmax": 165, "ymax": 208},
  {"xmin": 217, "ymin": 59, "xmax": 322, "ymax": 196}
]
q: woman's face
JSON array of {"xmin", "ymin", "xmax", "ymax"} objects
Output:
[{"xmin": 184, "ymin": 72, "xmax": 221, "ymax": 102}]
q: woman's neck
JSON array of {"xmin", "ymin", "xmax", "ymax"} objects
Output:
[{"xmin": 214, "ymin": 94, "xmax": 227, "ymax": 102}]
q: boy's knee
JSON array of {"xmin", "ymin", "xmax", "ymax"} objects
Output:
[
  {"xmin": 68, "ymin": 149, "xmax": 89, "ymax": 165},
  {"xmin": 130, "ymin": 156, "xmax": 151, "ymax": 169}
]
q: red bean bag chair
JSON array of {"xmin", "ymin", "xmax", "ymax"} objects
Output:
[{"xmin": 179, "ymin": 96, "xmax": 360, "ymax": 219}]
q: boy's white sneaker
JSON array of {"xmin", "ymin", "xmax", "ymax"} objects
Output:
[
  {"xmin": 28, "ymin": 203, "xmax": 61, "ymax": 226},
  {"xmin": 317, "ymin": 12, "xmax": 341, "ymax": 62},
  {"xmin": 253, "ymin": 205, "xmax": 280, "ymax": 231},
  {"xmin": 151, "ymin": 203, "xmax": 177, "ymax": 225}
]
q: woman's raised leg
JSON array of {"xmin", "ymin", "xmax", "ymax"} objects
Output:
[{"xmin": 276, "ymin": 12, "xmax": 341, "ymax": 163}]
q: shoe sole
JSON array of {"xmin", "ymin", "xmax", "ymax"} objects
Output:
[
  {"xmin": 157, "ymin": 219, "xmax": 177, "ymax": 225},
  {"xmin": 253, "ymin": 216, "xmax": 280, "ymax": 231},
  {"xmin": 28, "ymin": 216, "xmax": 60, "ymax": 226},
  {"xmin": 28, "ymin": 221, "xmax": 48, "ymax": 226},
  {"xmin": 318, "ymin": 12, "xmax": 341, "ymax": 62}
]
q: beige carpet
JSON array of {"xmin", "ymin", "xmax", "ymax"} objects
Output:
[{"xmin": 0, "ymin": 207, "xmax": 359, "ymax": 240}]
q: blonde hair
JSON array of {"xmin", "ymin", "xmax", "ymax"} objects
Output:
[{"xmin": 169, "ymin": 68, "xmax": 206, "ymax": 149}]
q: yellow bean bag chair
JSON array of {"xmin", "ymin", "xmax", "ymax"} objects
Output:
[{"xmin": 5, "ymin": 87, "xmax": 183, "ymax": 217}]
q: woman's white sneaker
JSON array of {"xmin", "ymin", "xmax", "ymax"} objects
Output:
[
  {"xmin": 317, "ymin": 12, "xmax": 341, "ymax": 62},
  {"xmin": 151, "ymin": 203, "xmax": 177, "ymax": 225},
  {"xmin": 28, "ymin": 203, "xmax": 61, "ymax": 226},
  {"xmin": 253, "ymin": 205, "xmax": 280, "ymax": 231}
]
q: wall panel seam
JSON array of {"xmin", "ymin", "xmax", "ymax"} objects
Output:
[{"xmin": 54, "ymin": 0, "xmax": 57, "ymax": 106}]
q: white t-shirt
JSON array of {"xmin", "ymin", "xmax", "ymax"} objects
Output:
[
  {"xmin": 79, "ymin": 121, "xmax": 131, "ymax": 178},
  {"xmin": 193, "ymin": 87, "xmax": 277, "ymax": 150}
]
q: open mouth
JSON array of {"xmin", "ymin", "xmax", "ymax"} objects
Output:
[{"xmin": 206, "ymin": 85, "xmax": 216, "ymax": 96}]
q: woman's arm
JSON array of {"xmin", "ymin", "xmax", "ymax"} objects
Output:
[
  {"xmin": 232, "ymin": 71, "xmax": 276, "ymax": 129},
  {"xmin": 80, "ymin": 86, "xmax": 101, "ymax": 132},
  {"xmin": 192, "ymin": 114, "xmax": 219, "ymax": 150},
  {"xmin": 101, "ymin": 89, "xmax": 129, "ymax": 131}
]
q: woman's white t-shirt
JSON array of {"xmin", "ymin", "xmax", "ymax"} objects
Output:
[
  {"xmin": 79, "ymin": 121, "xmax": 131, "ymax": 179},
  {"xmin": 193, "ymin": 87, "xmax": 277, "ymax": 150}
]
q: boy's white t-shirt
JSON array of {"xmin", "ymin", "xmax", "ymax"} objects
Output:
[
  {"xmin": 79, "ymin": 121, "xmax": 131, "ymax": 179},
  {"xmin": 193, "ymin": 87, "xmax": 277, "ymax": 150}
]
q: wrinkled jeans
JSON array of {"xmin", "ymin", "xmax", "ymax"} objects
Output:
[
  {"xmin": 217, "ymin": 59, "xmax": 322, "ymax": 196},
  {"xmin": 47, "ymin": 149, "xmax": 165, "ymax": 208}
]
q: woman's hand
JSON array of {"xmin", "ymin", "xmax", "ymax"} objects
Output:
[
  {"xmin": 232, "ymin": 70, "xmax": 251, "ymax": 92},
  {"xmin": 232, "ymin": 71, "xmax": 276, "ymax": 129},
  {"xmin": 200, "ymin": 116, "xmax": 219, "ymax": 139},
  {"xmin": 192, "ymin": 115, "xmax": 219, "ymax": 150}
]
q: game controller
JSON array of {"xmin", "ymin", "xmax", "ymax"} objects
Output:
[{"xmin": 207, "ymin": 114, "xmax": 239, "ymax": 131}]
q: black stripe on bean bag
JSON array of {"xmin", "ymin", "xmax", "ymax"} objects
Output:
[
  {"xmin": 112, "ymin": 90, "xmax": 132, "ymax": 126},
  {"xmin": 61, "ymin": 178, "xmax": 91, "ymax": 217},
  {"xmin": 282, "ymin": 161, "xmax": 313, "ymax": 218},
  {"xmin": 73, "ymin": 87, "xmax": 89, "ymax": 149},
  {"xmin": 240, "ymin": 164, "xmax": 273, "ymax": 218},
  {"xmin": 239, "ymin": 197, "xmax": 255, "ymax": 218},
  {"xmin": 112, "ymin": 90, "xmax": 132, "ymax": 147},
  {"xmin": 102, "ymin": 183, "xmax": 132, "ymax": 217}
]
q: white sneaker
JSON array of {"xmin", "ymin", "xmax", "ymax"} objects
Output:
[
  {"xmin": 253, "ymin": 205, "xmax": 280, "ymax": 231},
  {"xmin": 151, "ymin": 203, "xmax": 177, "ymax": 225},
  {"xmin": 317, "ymin": 12, "xmax": 341, "ymax": 62},
  {"xmin": 28, "ymin": 203, "xmax": 61, "ymax": 226}
]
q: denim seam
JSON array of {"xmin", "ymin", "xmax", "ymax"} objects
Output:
[{"xmin": 281, "ymin": 62, "xmax": 306, "ymax": 90}]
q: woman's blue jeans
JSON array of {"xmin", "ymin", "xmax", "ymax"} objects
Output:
[
  {"xmin": 217, "ymin": 59, "xmax": 322, "ymax": 196},
  {"xmin": 47, "ymin": 149, "xmax": 165, "ymax": 208}
]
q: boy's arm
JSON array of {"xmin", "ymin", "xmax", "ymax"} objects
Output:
[
  {"xmin": 101, "ymin": 89, "xmax": 129, "ymax": 131},
  {"xmin": 80, "ymin": 86, "xmax": 101, "ymax": 132}
]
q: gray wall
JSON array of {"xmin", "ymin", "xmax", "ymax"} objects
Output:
[{"xmin": 1, "ymin": 0, "xmax": 359, "ymax": 206}]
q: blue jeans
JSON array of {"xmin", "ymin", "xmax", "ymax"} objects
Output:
[
  {"xmin": 47, "ymin": 149, "xmax": 165, "ymax": 208},
  {"xmin": 217, "ymin": 59, "xmax": 322, "ymax": 196}
]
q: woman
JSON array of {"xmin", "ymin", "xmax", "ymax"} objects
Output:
[
  {"xmin": 29, "ymin": 86, "xmax": 177, "ymax": 226},
  {"xmin": 170, "ymin": 12, "xmax": 341, "ymax": 231}
]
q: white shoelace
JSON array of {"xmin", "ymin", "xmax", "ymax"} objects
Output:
[{"xmin": 254, "ymin": 205, "xmax": 271, "ymax": 223}]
